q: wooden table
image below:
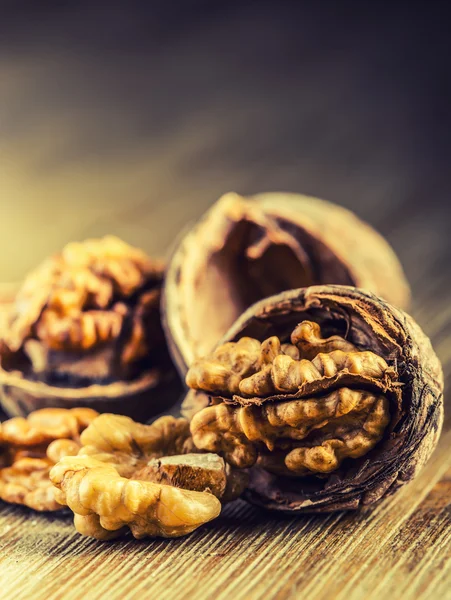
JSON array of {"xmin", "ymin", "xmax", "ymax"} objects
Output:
[{"xmin": 0, "ymin": 3, "xmax": 450, "ymax": 599}]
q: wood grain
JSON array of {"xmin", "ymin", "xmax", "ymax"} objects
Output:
[{"xmin": 0, "ymin": 3, "xmax": 450, "ymax": 599}]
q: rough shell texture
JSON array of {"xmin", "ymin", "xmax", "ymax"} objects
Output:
[
  {"xmin": 0, "ymin": 237, "xmax": 180, "ymax": 420},
  {"xmin": 50, "ymin": 414, "xmax": 227, "ymax": 539},
  {"xmin": 163, "ymin": 192, "xmax": 410, "ymax": 374},
  {"xmin": 188, "ymin": 285, "xmax": 443, "ymax": 513},
  {"xmin": 0, "ymin": 407, "xmax": 98, "ymax": 511}
]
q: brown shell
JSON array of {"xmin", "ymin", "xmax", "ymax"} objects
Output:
[
  {"xmin": 195, "ymin": 285, "xmax": 443, "ymax": 513},
  {"xmin": 0, "ymin": 280, "xmax": 181, "ymax": 422},
  {"xmin": 163, "ymin": 192, "xmax": 410, "ymax": 375},
  {"xmin": 0, "ymin": 365, "xmax": 181, "ymax": 421}
]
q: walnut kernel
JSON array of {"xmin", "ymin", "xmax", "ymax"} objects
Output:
[
  {"xmin": 51, "ymin": 414, "xmax": 244, "ymax": 539},
  {"xmin": 0, "ymin": 407, "xmax": 98, "ymax": 511},
  {"xmin": 187, "ymin": 320, "xmax": 396, "ymax": 476}
]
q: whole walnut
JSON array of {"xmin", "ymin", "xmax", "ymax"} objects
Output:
[
  {"xmin": 185, "ymin": 286, "xmax": 443, "ymax": 513},
  {"xmin": 164, "ymin": 192, "xmax": 410, "ymax": 374},
  {"xmin": 0, "ymin": 236, "xmax": 179, "ymax": 420}
]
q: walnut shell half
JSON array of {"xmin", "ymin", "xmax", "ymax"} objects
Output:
[
  {"xmin": 185, "ymin": 285, "xmax": 443, "ymax": 513},
  {"xmin": 164, "ymin": 193, "xmax": 410, "ymax": 374},
  {"xmin": 0, "ymin": 237, "xmax": 181, "ymax": 420}
]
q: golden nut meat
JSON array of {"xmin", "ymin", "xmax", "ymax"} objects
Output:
[
  {"xmin": 185, "ymin": 286, "xmax": 443, "ymax": 513},
  {"xmin": 190, "ymin": 388, "xmax": 390, "ymax": 475},
  {"xmin": 188, "ymin": 325, "xmax": 394, "ymax": 475},
  {"xmin": 164, "ymin": 192, "xmax": 410, "ymax": 374},
  {"xmin": 50, "ymin": 414, "xmax": 245, "ymax": 540},
  {"xmin": 1, "ymin": 407, "xmax": 99, "ymax": 446},
  {"xmin": 50, "ymin": 456, "xmax": 221, "ymax": 540},
  {"xmin": 0, "ymin": 236, "xmax": 180, "ymax": 420},
  {"xmin": 0, "ymin": 407, "xmax": 98, "ymax": 511}
]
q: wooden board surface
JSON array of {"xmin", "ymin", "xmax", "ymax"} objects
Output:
[{"xmin": 0, "ymin": 3, "xmax": 450, "ymax": 599}]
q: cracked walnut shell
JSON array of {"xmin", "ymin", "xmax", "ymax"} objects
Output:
[
  {"xmin": 186, "ymin": 285, "xmax": 443, "ymax": 513},
  {"xmin": 0, "ymin": 236, "xmax": 180, "ymax": 420},
  {"xmin": 50, "ymin": 414, "xmax": 244, "ymax": 539},
  {"xmin": 164, "ymin": 192, "xmax": 410, "ymax": 374},
  {"xmin": 0, "ymin": 407, "xmax": 98, "ymax": 511}
]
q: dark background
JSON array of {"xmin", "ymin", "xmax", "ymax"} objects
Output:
[{"xmin": 0, "ymin": 1, "xmax": 450, "ymax": 308}]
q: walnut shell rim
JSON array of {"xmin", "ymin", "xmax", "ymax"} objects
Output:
[
  {"xmin": 197, "ymin": 285, "xmax": 443, "ymax": 513},
  {"xmin": 0, "ymin": 273, "xmax": 181, "ymax": 421},
  {"xmin": 0, "ymin": 364, "xmax": 181, "ymax": 421},
  {"xmin": 163, "ymin": 192, "xmax": 410, "ymax": 376}
]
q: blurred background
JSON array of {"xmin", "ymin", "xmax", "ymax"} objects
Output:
[{"xmin": 0, "ymin": 0, "xmax": 450, "ymax": 288}]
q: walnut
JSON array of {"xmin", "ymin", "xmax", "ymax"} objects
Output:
[
  {"xmin": 188, "ymin": 331, "xmax": 394, "ymax": 475},
  {"xmin": 0, "ymin": 407, "xmax": 98, "ymax": 511},
  {"xmin": 163, "ymin": 192, "xmax": 410, "ymax": 374},
  {"xmin": 191, "ymin": 388, "xmax": 390, "ymax": 474},
  {"xmin": 0, "ymin": 236, "xmax": 180, "ymax": 420},
  {"xmin": 185, "ymin": 286, "xmax": 443, "ymax": 513},
  {"xmin": 1, "ymin": 407, "xmax": 99, "ymax": 446},
  {"xmin": 50, "ymin": 414, "xmax": 241, "ymax": 540},
  {"xmin": 5, "ymin": 236, "xmax": 159, "ymax": 352},
  {"xmin": 187, "ymin": 326, "xmax": 395, "ymax": 399},
  {"xmin": 78, "ymin": 414, "xmax": 196, "ymax": 477},
  {"xmin": 51, "ymin": 456, "xmax": 221, "ymax": 540}
]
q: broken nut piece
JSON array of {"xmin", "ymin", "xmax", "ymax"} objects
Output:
[
  {"xmin": 51, "ymin": 455, "xmax": 221, "ymax": 540},
  {"xmin": 50, "ymin": 413, "xmax": 244, "ymax": 539},
  {"xmin": 135, "ymin": 453, "xmax": 248, "ymax": 503},
  {"xmin": 0, "ymin": 407, "xmax": 98, "ymax": 511},
  {"xmin": 1, "ymin": 407, "xmax": 99, "ymax": 446}
]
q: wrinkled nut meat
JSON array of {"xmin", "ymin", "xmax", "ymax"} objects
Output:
[
  {"xmin": 0, "ymin": 236, "xmax": 179, "ymax": 419},
  {"xmin": 0, "ymin": 407, "xmax": 98, "ymax": 511},
  {"xmin": 188, "ymin": 327, "xmax": 393, "ymax": 475},
  {"xmin": 50, "ymin": 414, "xmax": 245, "ymax": 539},
  {"xmin": 186, "ymin": 286, "xmax": 443, "ymax": 513},
  {"xmin": 164, "ymin": 192, "xmax": 410, "ymax": 373},
  {"xmin": 1, "ymin": 407, "xmax": 99, "ymax": 446}
]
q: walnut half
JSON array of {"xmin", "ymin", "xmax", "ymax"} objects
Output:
[
  {"xmin": 50, "ymin": 455, "xmax": 222, "ymax": 540},
  {"xmin": 163, "ymin": 192, "xmax": 410, "ymax": 374},
  {"xmin": 184, "ymin": 286, "xmax": 443, "ymax": 513},
  {"xmin": 0, "ymin": 407, "xmax": 98, "ymax": 511},
  {"xmin": 0, "ymin": 236, "xmax": 179, "ymax": 420},
  {"xmin": 50, "ymin": 414, "xmax": 245, "ymax": 539}
]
